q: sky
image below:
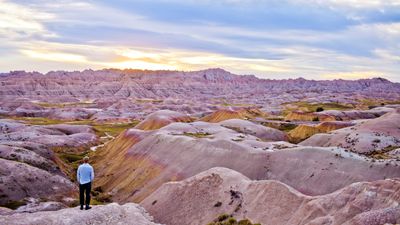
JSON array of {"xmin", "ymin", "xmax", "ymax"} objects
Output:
[{"xmin": 1, "ymin": 0, "xmax": 400, "ymax": 81}]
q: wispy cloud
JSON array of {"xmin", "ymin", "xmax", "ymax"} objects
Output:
[{"xmin": 0, "ymin": 0, "xmax": 399, "ymax": 81}]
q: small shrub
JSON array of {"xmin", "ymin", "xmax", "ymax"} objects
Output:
[
  {"xmin": 238, "ymin": 219, "xmax": 253, "ymax": 225},
  {"xmin": 209, "ymin": 214, "xmax": 262, "ymax": 225},
  {"xmin": 217, "ymin": 214, "xmax": 230, "ymax": 222},
  {"xmin": 373, "ymin": 139, "xmax": 381, "ymax": 143},
  {"xmin": 95, "ymin": 193, "xmax": 112, "ymax": 203},
  {"xmin": 3, "ymin": 200, "xmax": 26, "ymax": 209},
  {"xmin": 59, "ymin": 153, "xmax": 85, "ymax": 163},
  {"xmin": 214, "ymin": 201, "xmax": 222, "ymax": 207},
  {"xmin": 316, "ymin": 107, "xmax": 324, "ymax": 112},
  {"xmin": 93, "ymin": 186, "xmax": 103, "ymax": 192},
  {"xmin": 227, "ymin": 217, "xmax": 237, "ymax": 224}
]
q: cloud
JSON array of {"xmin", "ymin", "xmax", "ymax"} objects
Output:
[
  {"xmin": 0, "ymin": 0, "xmax": 56, "ymax": 40},
  {"xmin": 0, "ymin": 0, "xmax": 399, "ymax": 82},
  {"xmin": 320, "ymin": 71, "xmax": 382, "ymax": 80}
]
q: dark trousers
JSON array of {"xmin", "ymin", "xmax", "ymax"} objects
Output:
[{"xmin": 79, "ymin": 182, "xmax": 91, "ymax": 206}]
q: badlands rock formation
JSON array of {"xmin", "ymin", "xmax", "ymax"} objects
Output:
[
  {"xmin": 1, "ymin": 69, "xmax": 399, "ymax": 102},
  {"xmin": 219, "ymin": 119, "xmax": 288, "ymax": 141},
  {"xmin": 288, "ymin": 121, "xmax": 354, "ymax": 143},
  {"xmin": 93, "ymin": 113, "xmax": 400, "ymax": 203},
  {"xmin": 284, "ymin": 107, "xmax": 394, "ymax": 122},
  {"xmin": 1, "ymin": 69, "xmax": 399, "ymax": 121},
  {"xmin": 135, "ymin": 110, "xmax": 193, "ymax": 130},
  {"xmin": 0, "ymin": 203, "xmax": 160, "ymax": 225},
  {"xmin": 0, "ymin": 119, "xmax": 97, "ymax": 208},
  {"xmin": 1, "ymin": 68, "xmax": 400, "ymax": 223},
  {"xmin": 0, "ymin": 158, "xmax": 75, "ymax": 205},
  {"xmin": 141, "ymin": 167, "xmax": 400, "ymax": 225},
  {"xmin": 301, "ymin": 108, "xmax": 400, "ymax": 155},
  {"xmin": 284, "ymin": 111, "xmax": 336, "ymax": 122},
  {"xmin": 317, "ymin": 107, "xmax": 395, "ymax": 121},
  {"xmin": 201, "ymin": 108, "xmax": 265, "ymax": 123}
]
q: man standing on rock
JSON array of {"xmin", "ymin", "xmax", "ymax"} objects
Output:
[{"xmin": 77, "ymin": 156, "xmax": 94, "ymax": 210}]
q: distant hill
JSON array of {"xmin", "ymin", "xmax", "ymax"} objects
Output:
[{"xmin": 1, "ymin": 68, "xmax": 399, "ymax": 101}]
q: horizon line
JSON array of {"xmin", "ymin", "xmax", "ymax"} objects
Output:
[{"xmin": 1, "ymin": 67, "xmax": 395, "ymax": 83}]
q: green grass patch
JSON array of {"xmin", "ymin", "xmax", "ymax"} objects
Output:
[
  {"xmin": 92, "ymin": 122, "xmax": 139, "ymax": 137},
  {"xmin": 36, "ymin": 102, "xmax": 94, "ymax": 108},
  {"xmin": 282, "ymin": 101, "xmax": 354, "ymax": 114},
  {"xmin": 12, "ymin": 117, "xmax": 67, "ymax": 125},
  {"xmin": 135, "ymin": 99, "xmax": 163, "ymax": 103},
  {"xmin": 365, "ymin": 145, "xmax": 400, "ymax": 160},
  {"xmin": 3, "ymin": 200, "xmax": 26, "ymax": 210},
  {"xmin": 182, "ymin": 132, "xmax": 212, "ymax": 138},
  {"xmin": 59, "ymin": 153, "xmax": 86, "ymax": 163},
  {"xmin": 9, "ymin": 116, "xmax": 139, "ymax": 137},
  {"xmin": 261, "ymin": 122, "xmax": 297, "ymax": 132},
  {"xmin": 358, "ymin": 98, "xmax": 400, "ymax": 110}
]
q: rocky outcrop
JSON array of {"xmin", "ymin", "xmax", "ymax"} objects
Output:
[
  {"xmin": 141, "ymin": 167, "xmax": 400, "ymax": 225},
  {"xmin": 317, "ymin": 107, "xmax": 395, "ymax": 120},
  {"xmin": 284, "ymin": 111, "xmax": 336, "ymax": 122},
  {"xmin": 0, "ymin": 158, "xmax": 75, "ymax": 205},
  {"xmin": 201, "ymin": 108, "xmax": 265, "ymax": 123},
  {"xmin": 288, "ymin": 121, "xmax": 354, "ymax": 143},
  {"xmin": 93, "ymin": 120, "xmax": 400, "ymax": 203},
  {"xmin": 301, "ymin": 108, "xmax": 400, "ymax": 155},
  {"xmin": 316, "ymin": 121, "xmax": 355, "ymax": 132},
  {"xmin": 1, "ymin": 69, "xmax": 399, "ymax": 102},
  {"xmin": 135, "ymin": 110, "xmax": 193, "ymax": 130},
  {"xmin": 0, "ymin": 120, "xmax": 97, "ymax": 148},
  {"xmin": 219, "ymin": 119, "xmax": 288, "ymax": 141},
  {"xmin": 0, "ymin": 203, "xmax": 161, "ymax": 225},
  {"xmin": 0, "ymin": 119, "xmax": 98, "ymax": 209}
]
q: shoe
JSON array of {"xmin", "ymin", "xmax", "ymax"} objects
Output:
[
  {"xmin": 80, "ymin": 205, "xmax": 84, "ymax": 210},
  {"xmin": 85, "ymin": 205, "xmax": 92, "ymax": 210}
]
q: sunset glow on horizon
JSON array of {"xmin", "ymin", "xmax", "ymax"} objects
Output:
[{"xmin": 1, "ymin": 0, "xmax": 399, "ymax": 81}]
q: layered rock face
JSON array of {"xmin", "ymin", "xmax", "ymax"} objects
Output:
[
  {"xmin": 0, "ymin": 119, "xmax": 97, "ymax": 209},
  {"xmin": 0, "ymin": 203, "xmax": 160, "ymax": 225},
  {"xmin": 135, "ymin": 110, "xmax": 194, "ymax": 130},
  {"xmin": 93, "ymin": 112, "xmax": 400, "ymax": 203},
  {"xmin": 1, "ymin": 68, "xmax": 399, "ymax": 123},
  {"xmin": 1, "ymin": 68, "xmax": 400, "ymax": 223},
  {"xmin": 141, "ymin": 167, "xmax": 400, "ymax": 225},
  {"xmin": 301, "ymin": 108, "xmax": 400, "ymax": 156},
  {"xmin": 1, "ymin": 69, "xmax": 399, "ymax": 101},
  {"xmin": 288, "ymin": 121, "xmax": 354, "ymax": 143},
  {"xmin": 201, "ymin": 108, "xmax": 265, "ymax": 123}
]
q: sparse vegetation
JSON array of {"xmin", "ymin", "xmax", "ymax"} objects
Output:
[
  {"xmin": 10, "ymin": 116, "xmax": 67, "ymax": 125},
  {"xmin": 373, "ymin": 139, "xmax": 381, "ymax": 143},
  {"xmin": 358, "ymin": 99, "xmax": 400, "ymax": 110},
  {"xmin": 91, "ymin": 122, "xmax": 139, "ymax": 137},
  {"xmin": 183, "ymin": 132, "xmax": 212, "ymax": 138},
  {"xmin": 135, "ymin": 99, "xmax": 163, "ymax": 103},
  {"xmin": 214, "ymin": 201, "xmax": 222, "ymax": 207},
  {"xmin": 92, "ymin": 191, "xmax": 112, "ymax": 204},
  {"xmin": 36, "ymin": 102, "xmax": 94, "ymax": 108},
  {"xmin": 8, "ymin": 116, "xmax": 139, "ymax": 137},
  {"xmin": 3, "ymin": 200, "xmax": 26, "ymax": 209},
  {"xmin": 207, "ymin": 214, "xmax": 261, "ymax": 225},
  {"xmin": 364, "ymin": 145, "xmax": 399, "ymax": 159},
  {"xmin": 281, "ymin": 101, "xmax": 353, "ymax": 115},
  {"xmin": 59, "ymin": 152, "xmax": 86, "ymax": 163}
]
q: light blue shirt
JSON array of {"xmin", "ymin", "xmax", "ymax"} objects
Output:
[{"xmin": 77, "ymin": 163, "xmax": 94, "ymax": 185}]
